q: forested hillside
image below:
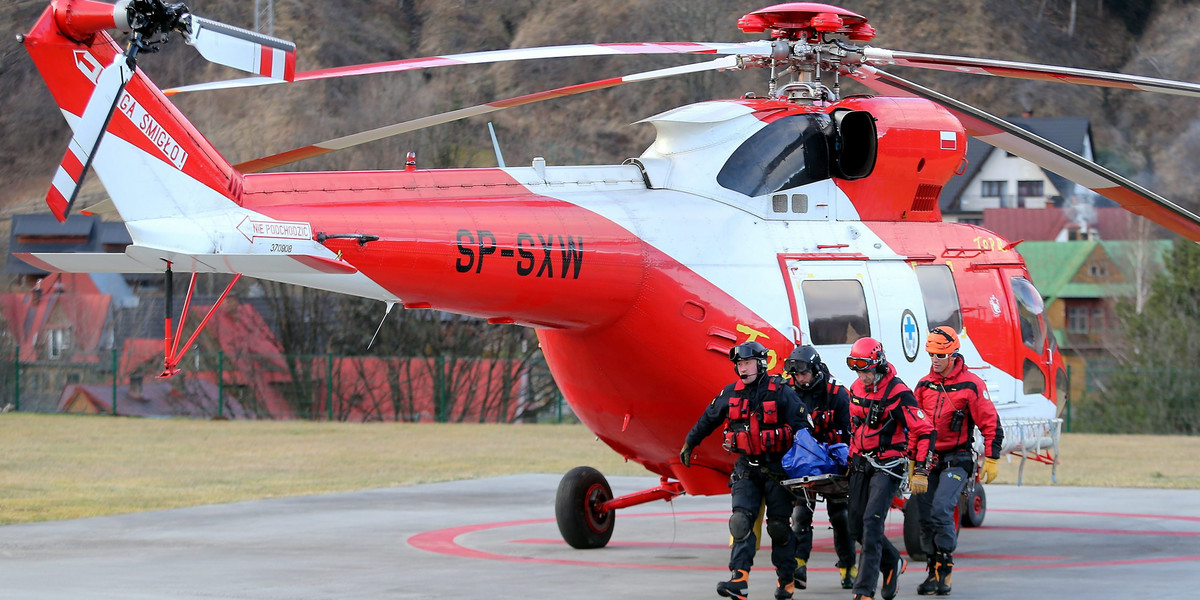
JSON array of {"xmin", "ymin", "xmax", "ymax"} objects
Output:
[{"xmin": 2, "ymin": 0, "xmax": 1197, "ymax": 225}]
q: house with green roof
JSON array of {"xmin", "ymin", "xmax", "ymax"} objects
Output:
[{"xmin": 1017, "ymin": 240, "xmax": 1171, "ymax": 398}]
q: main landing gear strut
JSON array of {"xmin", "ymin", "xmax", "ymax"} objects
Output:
[{"xmin": 554, "ymin": 466, "xmax": 685, "ymax": 549}]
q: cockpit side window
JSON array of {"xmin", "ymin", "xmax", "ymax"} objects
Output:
[
  {"xmin": 1010, "ymin": 276, "xmax": 1047, "ymax": 352},
  {"xmin": 716, "ymin": 114, "xmax": 833, "ymax": 197},
  {"xmin": 916, "ymin": 265, "xmax": 962, "ymax": 334}
]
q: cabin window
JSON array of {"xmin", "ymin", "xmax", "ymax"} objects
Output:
[
  {"xmin": 802, "ymin": 279, "xmax": 870, "ymax": 345},
  {"xmin": 915, "ymin": 265, "xmax": 962, "ymax": 334},
  {"xmin": 1023, "ymin": 359, "xmax": 1046, "ymax": 395},
  {"xmin": 717, "ymin": 114, "xmax": 833, "ymax": 197},
  {"xmin": 772, "ymin": 194, "xmax": 788, "ymax": 212},
  {"xmin": 1010, "ymin": 276, "xmax": 1046, "ymax": 352},
  {"xmin": 791, "ymin": 194, "xmax": 809, "ymax": 213}
]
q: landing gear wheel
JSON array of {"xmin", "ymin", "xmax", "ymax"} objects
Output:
[
  {"xmin": 556, "ymin": 466, "xmax": 615, "ymax": 549},
  {"xmin": 960, "ymin": 483, "xmax": 986, "ymax": 527},
  {"xmin": 902, "ymin": 498, "xmax": 925, "ymax": 562}
]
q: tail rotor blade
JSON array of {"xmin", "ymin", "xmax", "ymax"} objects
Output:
[
  {"xmin": 235, "ymin": 55, "xmax": 740, "ymax": 173},
  {"xmin": 851, "ymin": 65, "xmax": 1200, "ymax": 242},
  {"xmin": 46, "ymin": 57, "xmax": 133, "ymax": 222},
  {"xmin": 182, "ymin": 15, "xmax": 296, "ymax": 82}
]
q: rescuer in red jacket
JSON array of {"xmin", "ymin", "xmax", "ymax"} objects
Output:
[
  {"xmin": 912, "ymin": 327, "xmax": 1004, "ymax": 596},
  {"xmin": 844, "ymin": 337, "xmax": 934, "ymax": 600}
]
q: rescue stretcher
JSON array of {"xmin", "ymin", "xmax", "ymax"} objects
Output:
[{"xmin": 781, "ymin": 472, "xmax": 850, "ymax": 504}]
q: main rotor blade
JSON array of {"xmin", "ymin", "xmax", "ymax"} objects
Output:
[
  {"xmin": 850, "ymin": 65, "xmax": 1200, "ymax": 242},
  {"xmin": 862, "ymin": 48, "xmax": 1200, "ymax": 98},
  {"xmin": 165, "ymin": 41, "xmax": 768, "ymax": 95},
  {"xmin": 234, "ymin": 55, "xmax": 739, "ymax": 173},
  {"xmin": 182, "ymin": 15, "xmax": 296, "ymax": 82},
  {"xmin": 46, "ymin": 57, "xmax": 133, "ymax": 223}
]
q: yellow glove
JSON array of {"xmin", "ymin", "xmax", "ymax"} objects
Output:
[
  {"xmin": 909, "ymin": 472, "xmax": 929, "ymax": 495},
  {"xmin": 981, "ymin": 457, "xmax": 999, "ymax": 484}
]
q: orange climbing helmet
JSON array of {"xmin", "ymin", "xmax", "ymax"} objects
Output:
[{"xmin": 926, "ymin": 326, "xmax": 960, "ymax": 356}]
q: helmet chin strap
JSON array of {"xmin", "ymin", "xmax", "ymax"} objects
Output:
[{"xmin": 800, "ymin": 369, "xmax": 825, "ymax": 390}]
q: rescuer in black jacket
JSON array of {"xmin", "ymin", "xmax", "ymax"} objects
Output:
[
  {"xmin": 783, "ymin": 345, "xmax": 857, "ymax": 591},
  {"xmin": 680, "ymin": 341, "xmax": 811, "ymax": 600}
]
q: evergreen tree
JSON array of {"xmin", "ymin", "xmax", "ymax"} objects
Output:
[{"xmin": 1092, "ymin": 239, "xmax": 1200, "ymax": 433}]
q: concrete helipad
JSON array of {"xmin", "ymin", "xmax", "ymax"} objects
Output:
[{"xmin": 2, "ymin": 475, "xmax": 1199, "ymax": 598}]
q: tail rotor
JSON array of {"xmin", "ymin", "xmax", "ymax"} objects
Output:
[{"xmin": 42, "ymin": 0, "xmax": 295, "ymax": 221}]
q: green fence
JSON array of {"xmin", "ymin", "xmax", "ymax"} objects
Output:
[{"xmin": 4, "ymin": 347, "xmax": 569, "ymax": 424}]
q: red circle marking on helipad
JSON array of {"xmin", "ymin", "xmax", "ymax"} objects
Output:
[{"xmin": 408, "ymin": 508, "xmax": 1200, "ymax": 572}]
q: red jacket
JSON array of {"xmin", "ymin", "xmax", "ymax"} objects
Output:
[
  {"xmin": 848, "ymin": 364, "xmax": 934, "ymax": 465},
  {"xmin": 915, "ymin": 355, "xmax": 1004, "ymax": 459}
]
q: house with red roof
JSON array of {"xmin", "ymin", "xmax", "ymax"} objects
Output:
[
  {"xmin": 982, "ymin": 207, "xmax": 1159, "ymax": 243},
  {"xmin": 58, "ymin": 375, "xmax": 251, "ymax": 418},
  {"xmin": 0, "ymin": 272, "xmax": 118, "ymax": 411},
  {"xmin": 118, "ymin": 298, "xmax": 295, "ymax": 419}
]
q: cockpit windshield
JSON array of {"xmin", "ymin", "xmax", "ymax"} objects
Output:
[{"xmin": 716, "ymin": 114, "xmax": 833, "ymax": 197}]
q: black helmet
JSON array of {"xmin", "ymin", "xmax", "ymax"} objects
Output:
[
  {"xmin": 785, "ymin": 345, "xmax": 826, "ymax": 390},
  {"xmin": 729, "ymin": 341, "xmax": 769, "ymax": 372},
  {"xmin": 785, "ymin": 345, "xmax": 822, "ymax": 376}
]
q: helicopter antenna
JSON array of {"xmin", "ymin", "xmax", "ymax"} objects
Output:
[{"xmin": 487, "ymin": 122, "xmax": 506, "ymax": 168}]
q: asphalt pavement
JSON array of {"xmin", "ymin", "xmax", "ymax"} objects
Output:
[{"xmin": 2, "ymin": 475, "xmax": 1199, "ymax": 599}]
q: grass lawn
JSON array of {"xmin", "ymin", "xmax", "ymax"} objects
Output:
[{"xmin": 2, "ymin": 413, "xmax": 1198, "ymax": 525}]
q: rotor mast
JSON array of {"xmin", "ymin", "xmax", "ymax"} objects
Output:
[{"xmin": 736, "ymin": 3, "xmax": 876, "ymax": 104}]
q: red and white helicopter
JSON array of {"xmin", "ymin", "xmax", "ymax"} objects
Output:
[{"xmin": 18, "ymin": 0, "xmax": 1200, "ymax": 553}]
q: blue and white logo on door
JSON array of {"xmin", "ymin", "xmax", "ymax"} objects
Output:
[{"xmin": 901, "ymin": 310, "xmax": 920, "ymax": 362}]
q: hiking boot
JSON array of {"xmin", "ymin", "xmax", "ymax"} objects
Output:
[
  {"xmin": 935, "ymin": 553, "xmax": 953, "ymax": 595},
  {"xmin": 717, "ymin": 569, "xmax": 750, "ymax": 600},
  {"xmin": 793, "ymin": 559, "xmax": 807, "ymax": 590},
  {"xmin": 774, "ymin": 579, "xmax": 795, "ymax": 600},
  {"xmin": 917, "ymin": 555, "xmax": 938, "ymax": 595},
  {"xmin": 881, "ymin": 555, "xmax": 907, "ymax": 600},
  {"xmin": 839, "ymin": 564, "xmax": 858, "ymax": 589}
]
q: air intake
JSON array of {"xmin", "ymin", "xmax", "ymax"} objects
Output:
[{"xmin": 911, "ymin": 184, "xmax": 942, "ymax": 212}]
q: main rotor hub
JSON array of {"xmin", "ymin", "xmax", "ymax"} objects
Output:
[{"xmin": 738, "ymin": 2, "xmax": 875, "ymax": 42}]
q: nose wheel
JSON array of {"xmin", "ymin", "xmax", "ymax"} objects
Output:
[
  {"xmin": 555, "ymin": 466, "xmax": 615, "ymax": 549},
  {"xmin": 960, "ymin": 482, "xmax": 987, "ymax": 527}
]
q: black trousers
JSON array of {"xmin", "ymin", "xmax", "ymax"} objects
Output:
[
  {"xmin": 729, "ymin": 459, "xmax": 796, "ymax": 581},
  {"xmin": 847, "ymin": 462, "xmax": 902, "ymax": 597},
  {"xmin": 792, "ymin": 494, "xmax": 855, "ymax": 568}
]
